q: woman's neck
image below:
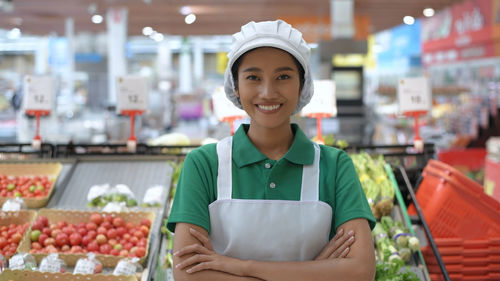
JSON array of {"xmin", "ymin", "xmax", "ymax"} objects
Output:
[{"xmin": 247, "ymin": 122, "xmax": 294, "ymax": 160}]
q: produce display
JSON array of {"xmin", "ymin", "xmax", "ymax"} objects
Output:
[
  {"xmin": 0, "ymin": 222, "xmax": 29, "ymax": 258},
  {"xmin": 351, "ymin": 152, "xmax": 395, "ymax": 219},
  {"xmin": 38, "ymin": 253, "xmax": 67, "ymax": 273},
  {"xmin": 73, "ymin": 253, "xmax": 103, "ymax": 274},
  {"xmin": 8, "ymin": 253, "xmax": 37, "ymax": 271},
  {"xmin": 86, "ymin": 184, "xmax": 138, "ymax": 208},
  {"xmin": 0, "ymin": 175, "xmax": 53, "ymax": 199},
  {"xmin": 28, "ymin": 213, "xmax": 151, "ymax": 258},
  {"xmin": 351, "ymin": 152, "xmax": 423, "ymax": 281}
]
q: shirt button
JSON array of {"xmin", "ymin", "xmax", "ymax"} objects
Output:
[
  {"xmin": 269, "ymin": 182, "xmax": 276, "ymax": 189},
  {"xmin": 264, "ymin": 163, "xmax": 271, "ymax": 169}
]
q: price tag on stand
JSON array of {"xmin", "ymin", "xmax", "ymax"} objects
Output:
[
  {"xmin": 23, "ymin": 75, "xmax": 54, "ymax": 149},
  {"xmin": 116, "ymin": 76, "xmax": 148, "ymax": 152},
  {"xmin": 301, "ymin": 80, "xmax": 337, "ymax": 144},
  {"xmin": 212, "ymin": 87, "xmax": 247, "ymax": 135},
  {"xmin": 397, "ymin": 77, "xmax": 431, "ymax": 151}
]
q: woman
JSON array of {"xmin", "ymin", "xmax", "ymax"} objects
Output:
[{"xmin": 167, "ymin": 20, "xmax": 376, "ymax": 281}]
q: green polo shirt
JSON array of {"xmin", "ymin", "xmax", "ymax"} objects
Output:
[{"xmin": 167, "ymin": 124, "xmax": 375, "ymax": 239}]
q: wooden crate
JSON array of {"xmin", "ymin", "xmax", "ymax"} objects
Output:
[
  {"xmin": 18, "ymin": 209, "xmax": 155, "ymax": 267},
  {"xmin": 0, "ymin": 163, "xmax": 62, "ymax": 208}
]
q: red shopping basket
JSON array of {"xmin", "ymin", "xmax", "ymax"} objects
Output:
[{"xmin": 408, "ymin": 159, "xmax": 500, "ymax": 239}]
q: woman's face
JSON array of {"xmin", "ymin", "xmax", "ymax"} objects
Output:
[{"xmin": 235, "ymin": 47, "xmax": 301, "ymax": 131}]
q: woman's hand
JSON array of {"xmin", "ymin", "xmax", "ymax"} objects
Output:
[
  {"xmin": 174, "ymin": 228, "xmax": 247, "ymax": 276},
  {"xmin": 315, "ymin": 228, "xmax": 355, "ymax": 260}
]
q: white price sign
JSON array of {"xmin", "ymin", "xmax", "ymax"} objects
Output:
[
  {"xmin": 212, "ymin": 86, "xmax": 247, "ymax": 121},
  {"xmin": 397, "ymin": 77, "xmax": 431, "ymax": 113},
  {"xmin": 117, "ymin": 76, "xmax": 148, "ymax": 113},
  {"xmin": 301, "ymin": 80, "xmax": 337, "ymax": 117},
  {"xmin": 23, "ymin": 75, "xmax": 54, "ymax": 112}
]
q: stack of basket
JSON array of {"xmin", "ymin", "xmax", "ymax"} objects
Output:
[{"xmin": 409, "ymin": 159, "xmax": 500, "ymax": 281}]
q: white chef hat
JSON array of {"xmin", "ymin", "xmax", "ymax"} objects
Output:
[{"xmin": 223, "ymin": 20, "xmax": 314, "ymax": 114}]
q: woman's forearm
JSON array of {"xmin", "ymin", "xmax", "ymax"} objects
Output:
[
  {"xmin": 174, "ymin": 268, "xmax": 263, "ymax": 281},
  {"xmin": 243, "ymin": 257, "xmax": 375, "ymax": 281}
]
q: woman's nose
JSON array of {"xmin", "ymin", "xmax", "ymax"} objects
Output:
[{"xmin": 258, "ymin": 80, "xmax": 278, "ymax": 98}]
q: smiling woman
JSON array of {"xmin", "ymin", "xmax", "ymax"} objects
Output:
[{"xmin": 166, "ymin": 20, "xmax": 376, "ymax": 281}]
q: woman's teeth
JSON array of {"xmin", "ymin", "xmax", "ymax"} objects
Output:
[{"xmin": 258, "ymin": 104, "xmax": 281, "ymax": 110}]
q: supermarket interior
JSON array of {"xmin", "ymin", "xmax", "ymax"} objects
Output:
[{"xmin": 1, "ymin": 0, "xmax": 500, "ymax": 280}]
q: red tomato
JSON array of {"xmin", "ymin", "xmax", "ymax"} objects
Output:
[
  {"xmin": 11, "ymin": 233, "xmax": 22, "ymax": 244},
  {"xmin": 69, "ymin": 233, "xmax": 82, "ymax": 246},
  {"xmin": 86, "ymin": 222, "xmax": 97, "ymax": 231},
  {"xmin": 112, "ymin": 217, "xmax": 124, "ymax": 227},
  {"xmin": 96, "ymin": 234, "xmax": 107, "ymax": 245},
  {"xmin": 110, "ymin": 249, "xmax": 120, "ymax": 256},
  {"xmin": 0, "ymin": 237, "xmax": 7, "ymax": 248},
  {"xmin": 55, "ymin": 233, "xmax": 69, "ymax": 247},
  {"xmin": 140, "ymin": 219, "xmax": 152, "ymax": 228},
  {"xmin": 87, "ymin": 240, "xmax": 99, "ymax": 252},
  {"xmin": 77, "ymin": 227, "xmax": 87, "ymax": 237},
  {"xmin": 125, "ymin": 222, "xmax": 135, "ymax": 229},
  {"xmin": 89, "ymin": 213, "xmax": 103, "ymax": 225},
  {"xmin": 115, "ymin": 227, "xmax": 126, "ymax": 237},
  {"xmin": 101, "ymin": 221, "xmax": 112, "ymax": 230},
  {"xmin": 134, "ymin": 246, "xmax": 146, "ymax": 258},
  {"xmin": 140, "ymin": 225, "xmax": 149, "ymax": 236},
  {"xmin": 38, "ymin": 233, "xmax": 49, "ymax": 245},
  {"xmin": 57, "ymin": 221, "xmax": 67, "ymax": 229},
  {"xmin": 107, "ymin": 229, "xmax": 118, "ymax": 239},
  {"xmin": 31, "ymin": 242, "xmax": 42, "ymax": 250},
  {"xmin": 97, "ymin": 226, "xmax": 107, "ymax": 235},
  {"xmin": 99, "ymin": 243, "xmax": 112, "ymax": 255},
  {"xmin": 82, "ymin": 235, "xmax": 93, "ymax": 246},
  {"xmin": 38, "ymin": 216, "xmax": 49, "ymax": 227}
]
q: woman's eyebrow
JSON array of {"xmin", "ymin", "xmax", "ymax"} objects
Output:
[
  {"xmin": 274, "ymin": 66, "xmax": 294, "ymax": 72},
  {"xmin": 241, "ymin": 66, "xmax": 295, "ymax": 73},
  {"xmin": 242, "ymin": 67, "xmax": 261, "ymax": 73}
]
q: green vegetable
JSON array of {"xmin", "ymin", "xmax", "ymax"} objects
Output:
[
  {"xmin": 372, "ymin": 223, "xmax": 404, "ymax": 266},
  {"xmin": 375, "ymin": 262, "xmax": 420, "ymax": 281}
]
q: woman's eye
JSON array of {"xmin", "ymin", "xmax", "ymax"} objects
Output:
[
  {"xmin": 277, "ymin": 74, "xmax": 290, "ymax": 80},
  {"xmin": 246, "ymin": 75, "xmax": 259, "ymax": 80}
]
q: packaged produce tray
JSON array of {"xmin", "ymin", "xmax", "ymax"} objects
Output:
[
  {"xmin": 18, "ymin": 209, "xmax": 155, "ymax": 268},
  {"xmin": 0, "ymin": 269, "xmax": 138, "ymax": 281},
  {"xmin": 48, "ymin": 159, "xmax": 171, "ymax": 209},
  {"xmin": 0, "ymin": 162, "xmax": 62, "ymax": 208},
  {"xmin": 0, "ymin": 210, "xmax": 36, "ymax": 258}
]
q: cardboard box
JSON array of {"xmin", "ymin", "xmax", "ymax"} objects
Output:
[
  {"xmin": 0, "ymin": 210, "xmax": 36, "ymax": 258},
  {"xmin": 0, "ymin": 162, "xmax": 62, "ymax": 208},
  {"xmin": 18, "ymin": 209, "xmax": 155, "ymax": 268}
]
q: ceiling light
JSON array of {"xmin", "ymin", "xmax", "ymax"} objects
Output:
[
  {"xmin": 180, "ymin": 6, "xmax": 192, "ymax": 16},
  {"xmin": 91, "ymin": 14, "xmax": 103, "ymax": 24},
  {"xmin": 7, "ymin": 28, "xmax": 21, "ymax": 39},
  {"xmin": 403, "ymin": 16, "xmax": 415, "ymax": 25},
  {"xmin": 423, "ymin": 8, "xmax": 435, "ymax": 17},
  {"xmin": 153, "ymin": 33, "xmax": 164, "ymax": 42},
  {"xmin": 372, "ymin": 44, "xmax": 383, "ymax": 53},
  {"xmin": 185, "ymin": 13, "xmax": 196, "ymax": 25},
  {"xmin": 142, "ymin": 26, "xmax": 154, "ymax": 36}
]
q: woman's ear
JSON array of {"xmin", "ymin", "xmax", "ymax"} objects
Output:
[{"xmin": 235, "ymin": 89, "xmax": 240, "ymax": 98}]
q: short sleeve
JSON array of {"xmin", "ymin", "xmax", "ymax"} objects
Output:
[
  {"xmin": 334, "ymin": 151, "xmax": 376, "ymax": 231},
  {"xmin": 166, "ymin": 145, "xmax": 217, "ymax": 233}
]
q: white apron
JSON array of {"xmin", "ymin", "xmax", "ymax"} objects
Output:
[{"xmin": 209, "ymin": 136, "xmax": 332, "ymax": 261}]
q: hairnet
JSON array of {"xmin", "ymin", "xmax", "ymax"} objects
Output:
[{"xmin": 223, "ymin": 20, "xmax": 314, "ymax": 114}]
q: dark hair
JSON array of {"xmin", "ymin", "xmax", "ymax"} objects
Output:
[{"xmin": 231, "ymin": 48, "xmax": 305, "ymax": 91}]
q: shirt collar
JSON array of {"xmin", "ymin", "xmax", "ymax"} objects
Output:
[{"xmin": 232, "ymin": 123, "xmax": 315, "ymax": 168}]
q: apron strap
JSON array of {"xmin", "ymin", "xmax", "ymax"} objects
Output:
[
  {"xmin": 300, "ymin": 142, "xmax": 320, "ymax": 201},
  {"xmin": 216, "ymin": 136, "xmax": 233, "ymax": 200}
]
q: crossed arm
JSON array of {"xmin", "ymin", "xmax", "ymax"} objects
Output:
[{"xmin": 172, "ymin": 218, "xmax": 375, "ymax": 281}]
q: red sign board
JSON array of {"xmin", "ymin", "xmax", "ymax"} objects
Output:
[{"xmin": 421, "ymin": 0, "xmax": 496, "ymax": 65}]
